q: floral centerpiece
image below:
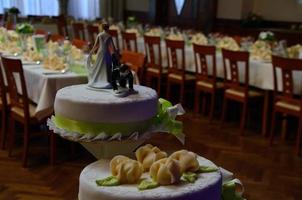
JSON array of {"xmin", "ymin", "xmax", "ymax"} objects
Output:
[
  {"xmin": 16, "ymin": 23, "xmax": 34, "ymax": 51},
  {"xmin": 258, "ymin": 31, "xmax": 276, "ymax": 42},
  {"xmin": 8, "ymin": 7, "xmax": 20, "ymax": 15},
  {"xmin": 16, "ymin": 23, "xmax": 34, "ymax": 34},
  {"xmin": 127, "ymin": 16, "xmax": 138, "ymax": 28}
]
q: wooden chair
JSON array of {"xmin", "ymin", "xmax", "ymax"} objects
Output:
[
  {"xmin": 122, "ymin": 32, "xmax": 138, "ymax": 52},
  {"xmin": 144, "ymin": 35, "xmax": 167, "ymax": 95},
  {"xmin": 87, "ymin": 24, "xmax": 99, "ymax": 45},
  {"xmin": 49, "ymin": 34, "xmax": 65, "ymax": 43},
  {"xmin": 34, "ymin": 29, "xmax": 48, "ymax": 35},
  {"xmin": 120, "ymin": 50, "xmax": 146, "ymax": 83},
  {"xmin": 220, "ymin": 49, "xmax": 264, "ymax": 136},
  {"xmin": 0, "ymin": 55, "xmax": 10, "ymax": 149},
  {"xmin": 72, "ymin": 38, "xmax": 89, "ymax": 51},
  {"xmin": 72, "ymin": 22, "xmax": 86, "ymax": 40},
  {"xmin": 34, "ymin": 29, "xmax": 50, "ymax": 41},
  {"xmin": 108, "ymin": 29, "xmax": 120, "ymax": 50},
  {"xmin": 165, "ymin": 39, "xmax": 195, "ymax": 105},
  {"xmin": 193, "ymin": 44, "xmax": 223, "ymax": 120},
  {"xmin": 1, "ymin": 57, "xmax": 49, "ymax": 167},
  {"xmin": 56, "ymin": 15, "xmax": 69, "ymax": 38},
  {"xmin": 270, "ymin": 55, "xmax": 302, "ymax": 155}
]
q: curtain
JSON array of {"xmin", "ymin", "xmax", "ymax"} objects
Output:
[
  {"xmin": 0, "ymin": 0, "xmax": 59, "ymax": 16},
  {"xmin": 24, "ymin": 0, "xmax": 59, "ymax": 16},
  {"xmin": 101, "ymin": 0, "xmax": 125, "ymax": 21},
  {"xmin": 0, "ymin": 0, "xmax": 24, "ymax": 14},
  {"xmin": 68, "ymin": 0, "xmax": 100, "ymax": 20}
]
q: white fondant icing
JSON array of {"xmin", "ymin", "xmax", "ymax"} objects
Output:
[
  {"xmin": 78, "ymin": 156, "xmax": 222, "ymax": 200},
  {"xmin": 54, "ymin": 84, "xmax": 158, "ymax": 123}
]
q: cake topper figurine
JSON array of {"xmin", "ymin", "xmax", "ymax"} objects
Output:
[
  {"xmin": 86, "ymin": 23, "xmax": 116, "ymax": 89},
  {"xmin": 111, "ymin": 53, "xmax": 137, "ymax": 97}
]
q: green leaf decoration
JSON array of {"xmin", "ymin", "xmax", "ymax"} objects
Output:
[
  {"xmin": 138, "ymin": 179, "xmax": 159, "ymax": 190},
  {"xmin": 196, "ymin": 166, "xmax": 218, "ymax": 173},
  {"xmin": 96, "ymin": 176, "xmax": 119, "ymax": 186},
  {"xmin": 181, "ymin": 172, "xmax": 198, "ymax": 183}
]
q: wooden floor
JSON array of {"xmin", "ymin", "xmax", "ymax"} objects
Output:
[{"xmin": 0, "ymin": 113, "xmax": 302, "ymax": 200}]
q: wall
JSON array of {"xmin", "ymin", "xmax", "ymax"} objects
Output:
[
  {"xmin": 126, "ymin": 0, "xmax": 149, "ymax": 12},
  {"xmin": 217, "ymin": 0, "xmax": 243, "ymax": 19},
  {"xmin": 217, "ymin": 0, "xmax": 302, "ymax": 22},
  {"xmin": 253, "ymin": 0, "xmax": 302, "ymax": 22}
]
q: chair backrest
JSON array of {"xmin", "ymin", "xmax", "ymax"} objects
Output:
[
  {"xmin": 87, "ymin": 24, "xmax": 99, "ymax": 45},
  {"xmin": 193, "ymin": 44, "xmax": 217, "ymax": 84},
  {"xmin": 49, "ymin": 34, "xmax": 65, "ymax": 43},
  {"xmin": 165, "ymin": 39, "xmax": 185, "ymax": 75},
  {"xmin": 0, "ymin": 55, "xmax": 8, "ymax": 107},
  {"xmin": 120, "ymin": 50, "xmax": 145, "ymax": 80},
  {"xmin": 121, "ymin": 32, "xmax": 137, "ymax": 52},
  {"xmin": 272, "ymin": 55, "xmax": 302, "ymax": 104},
  {"xmin": 72, "ymin": 38, "xmax": 89, "ymax": 51},
  {"xmin": 34, "ymin": 29, "xmax": 48, "ymax": 35},
  {"xmin": 221, "ymin": 49, "xmax": 249, "ymax": 92},
  {"xmin": 72, "ymin": 22, "xmax": 85, "ymax": 40},
  {"xmin": 144, "ymin": 35, "xmax": 163, "ymax": 72},
  {"xmin": 1, "ymin": 56, "xmax": 30, "ymax": 119},
  {"xmin": 108, "ymin": 29, "xmax": 120, "ymax": 50},
  {"xmin": 56, "ymin": 15, "xmax": 68, "ymax": 38}
]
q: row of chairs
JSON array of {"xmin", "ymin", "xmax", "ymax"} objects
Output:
[{"xmin": 140, "ymin": 41, "xmax": 302, "ymax": 155}]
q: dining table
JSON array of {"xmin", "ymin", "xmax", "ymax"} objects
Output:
[{"xmin": 0, "ymin": 52, "xmax": 88, "ymax": 120}]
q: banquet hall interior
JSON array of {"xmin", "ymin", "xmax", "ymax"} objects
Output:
[{"xmin": 0, "ymin": 0, "xmax": 302, "ymax": 199}]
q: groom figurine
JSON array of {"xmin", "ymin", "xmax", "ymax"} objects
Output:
[{"xmin": 111, "ymin": 53, "xmax": 134, "ymax": 94}]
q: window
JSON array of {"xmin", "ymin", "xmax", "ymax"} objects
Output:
[
  {"xmin": 0, "ymin": 0, "xmax": 59, "ymax": 16},
  {"xmin": 174, "ymin": 0, "xmax": 185, "ymax": 15},
  {"xmin": 68, "ymin": 0, "xmax": 100, "ymax": 20}
]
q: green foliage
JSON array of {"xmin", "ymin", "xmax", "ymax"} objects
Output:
[{"xmin": 16, "ymin": 23, "xmax": 34, "ymax": 34}]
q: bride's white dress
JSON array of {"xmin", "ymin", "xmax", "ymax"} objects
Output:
[{"xmin": 87, "ymin": 31, "xmax": 113, "ymax": 89}]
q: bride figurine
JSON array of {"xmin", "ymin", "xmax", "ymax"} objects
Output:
[{"xmin": 86, "ymin": 23, "xmax": 117, "ymax": 89}]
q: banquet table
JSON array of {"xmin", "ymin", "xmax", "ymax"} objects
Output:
[
  {"xmin": 22, "ymin": 63, "xmax": 88, "ymax": 119},
  {"xmin": 0, "ymin": 53, "xmax": 88, "ymax": 120},
  {"xmin": 0, "ymin": 52, "xmax": 141, "ymax": 120},
  {"xmin": 131, "ymin": 36, "xmax": 302, "ymax": 94}
]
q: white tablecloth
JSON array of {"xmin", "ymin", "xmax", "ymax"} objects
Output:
[{"xmin": 22, "ymin": 64, "xmax": 87, "ymax": 119}]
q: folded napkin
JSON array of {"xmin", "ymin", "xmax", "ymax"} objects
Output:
[
  {"xmin": 166, "ymin": 33, "xmax": 184, "ymax": 41},
  {"xmin": 250, "ymin": 40, "xmax": 272, "ymax": 62},
  {"xmin": 191, "ymin": 33, "xmax": 208, "ymax": 45},
  {"xmin": 216, "ymin": 36, "xmax": 240, "ymax": 51},
  {"xmin": 43, "ymin": 55, "xmax": 67, "ymax": 71},
  {"xmin": 287, "ymin": 44, "xmax": 302, "ymax": 59}
]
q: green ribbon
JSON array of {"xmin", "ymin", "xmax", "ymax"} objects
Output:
[
  {"xmin": 154, "ymin": 98, "xmax": 184, "ymax": 141},
  {"xmin": 53, "ymin": 98, "xmax": 184, "ymax": 140},
  {"xmin": 54, "ymin": 114, "xmax": 153, "ymax": 136},
  {"xmin": 222, "ymin": 180, "xmax": 244, "ymax": 200}
]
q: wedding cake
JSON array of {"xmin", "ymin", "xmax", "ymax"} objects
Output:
[
  {"xmin": 52, "ymin": 84, "xmax": 158, "ymax": 140},
  {"xmin": 78, "ymin": 145, "xmax": 222, "ymax": 200}
]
